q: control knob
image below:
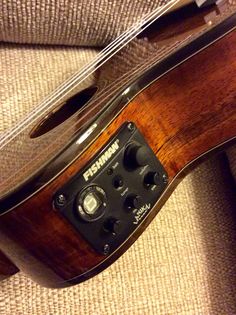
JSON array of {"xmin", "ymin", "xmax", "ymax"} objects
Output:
[
  {"xmin": 124, "ymin": 142, "xmax": 149, "ymax": 169},
  {"xmin": 144, "ymin": 171, "xmax": 160, "ymax": 186},
  {"xmin": 125, "ymin": 194, "xmax": 143, "ymax": 210}
]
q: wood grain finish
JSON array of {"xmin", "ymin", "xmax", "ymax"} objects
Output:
[{"xmin": 0, "ymin": 29, "xmax": 235, "ymax": 287}]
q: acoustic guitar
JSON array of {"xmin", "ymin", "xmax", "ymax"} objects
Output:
[{"xmin": 0, "ymin": 0, "xmax": 235, "ymax": 287}]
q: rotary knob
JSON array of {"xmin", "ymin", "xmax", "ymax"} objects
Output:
[
  {"xmin": 144, "ymin": 171, "xmax": 160, "ymax": 186},
  {"xmin": 125, "ymin": 194, "xmax": 143, "ymax": 210},
  {"xmin": 103, "ymin": 218, "xmax": 122, "ymax": 235},
  {"xmin": 124, "ymin": 142, "xmax": 149, "ymax": 169}
]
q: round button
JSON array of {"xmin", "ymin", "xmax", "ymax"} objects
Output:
[
  {"xmin": 125, "ymin": 194, "xmax": 143, "ymax": 210},
  {"xmin": 103, "ymin": 218, "xmax": 122, "ymax": 235},
  {"xmin": 76, "ymin": 185, "xmax": 107, "ymax": 222},
  {"xmin": 124, "ymin": 142, "xmax": 149, "ymax": 169},
  {"xmin": 112, "ymin": 176, "xmax": 124, "ymax": 189},
  {"xmin": 144, "ymin": 171, "xmax": 160, "ymax": 186}
]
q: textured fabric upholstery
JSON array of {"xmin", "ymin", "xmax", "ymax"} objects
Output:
[
  {"xmin": 0, "ymin": 0, "xmax": 192, "ymax": 47},
  {"xmin": 0, "ymin": 0, "xmax": 165, "ymax": 46},
  {"xmin": 0, "ymin": 0, "xmax": 235, "ymax": 314}
]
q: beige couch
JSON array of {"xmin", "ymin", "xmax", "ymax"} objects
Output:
[{"xmin": 0, "ymin": 1, "xmax": 236, "ymax": 314}]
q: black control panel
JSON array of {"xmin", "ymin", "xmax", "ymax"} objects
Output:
[{"xmin": 54, "ymin": 122, "xmax": 168, "ymax": 255}]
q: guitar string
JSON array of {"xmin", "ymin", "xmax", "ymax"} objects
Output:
[
  {"xmin": 3, "ymin": 25, "xmax": 200, "ymax": 188},
  {"xmin": 1, "ymin": 37, "xmax": 180, "ymax": 188},
  {"xmin": 0, "ymin": 0, "xmax": 179, "ymax": 146},
  {"xmin": 2, "ymin": 3, "xmax": 236, "ymax": 189},
  {"xmin": 0, "ymin": 0, "xmax": 180, "ymax": 150},
  {"xmin": 0, "ymin": 1, "xmax": 175, "ymax": 145},
  {"xmin": 0, "ymin": 3, "xmax": 166, "ymax": 143}
]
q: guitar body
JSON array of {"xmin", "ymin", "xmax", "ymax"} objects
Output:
[{"xmin": 0, "ymin": 2, "xmax": 235, "ymax": 287}]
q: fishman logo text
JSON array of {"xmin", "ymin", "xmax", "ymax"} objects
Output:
[{"xmin": 83, "ymin": 140, "xmax": 119, "ymax": 181}]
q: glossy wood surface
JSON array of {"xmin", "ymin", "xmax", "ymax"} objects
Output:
[{"xmin": 0, "ymin": 29, "xmax": 235, "ymax": 287}]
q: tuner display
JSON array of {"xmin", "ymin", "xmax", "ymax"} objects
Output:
[
  {"xmin": 54, "ymin": 122, "xmax": 168, "ymax": 254},
  {"xmin": 76, "ymin": 185, "xmax": 107, "ymax": 222}
]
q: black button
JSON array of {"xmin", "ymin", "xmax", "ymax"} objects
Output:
[
  {"xmin": 103, "ymin": 218, "xmax": 122, "ymax": 235},
  {"xmin": 113, "ymin": 176, "xmax": 124, "ymax": 189}
]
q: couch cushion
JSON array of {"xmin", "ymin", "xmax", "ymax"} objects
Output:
[
  {"xmin": 0, "ymin": 43, "xmax": 98, "ymax": 133},
  {"xmin": 0, "ymin": 0, "xmax": 193, "ymax": 47},
  {"xmin": 0, "ymin": 0, "xmax": 166, "ymax": 46}
]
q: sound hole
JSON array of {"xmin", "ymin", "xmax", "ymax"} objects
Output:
[{"xmin": 30, "ymin": 86, "xmax": 98, "ymax": 138}]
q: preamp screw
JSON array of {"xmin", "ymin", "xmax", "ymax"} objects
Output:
[
  {"xmin": 55, "ymin": 194, "xmax": 66, "ymax": 207},
  {"xmin": 103, "ymin": 244, "xmax": 110, "ymax": 255},
  {"xmin": 127, "ymin": 122, "xmax": 135, "ymax": 132},
  {"xmin": 162, "ymin": 174, "xmax": 168, "ymax": 184}
]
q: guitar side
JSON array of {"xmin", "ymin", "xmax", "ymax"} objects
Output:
[{"xmin": 0, "ymin": 251, "xmax": 18, "ymax": 281}]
